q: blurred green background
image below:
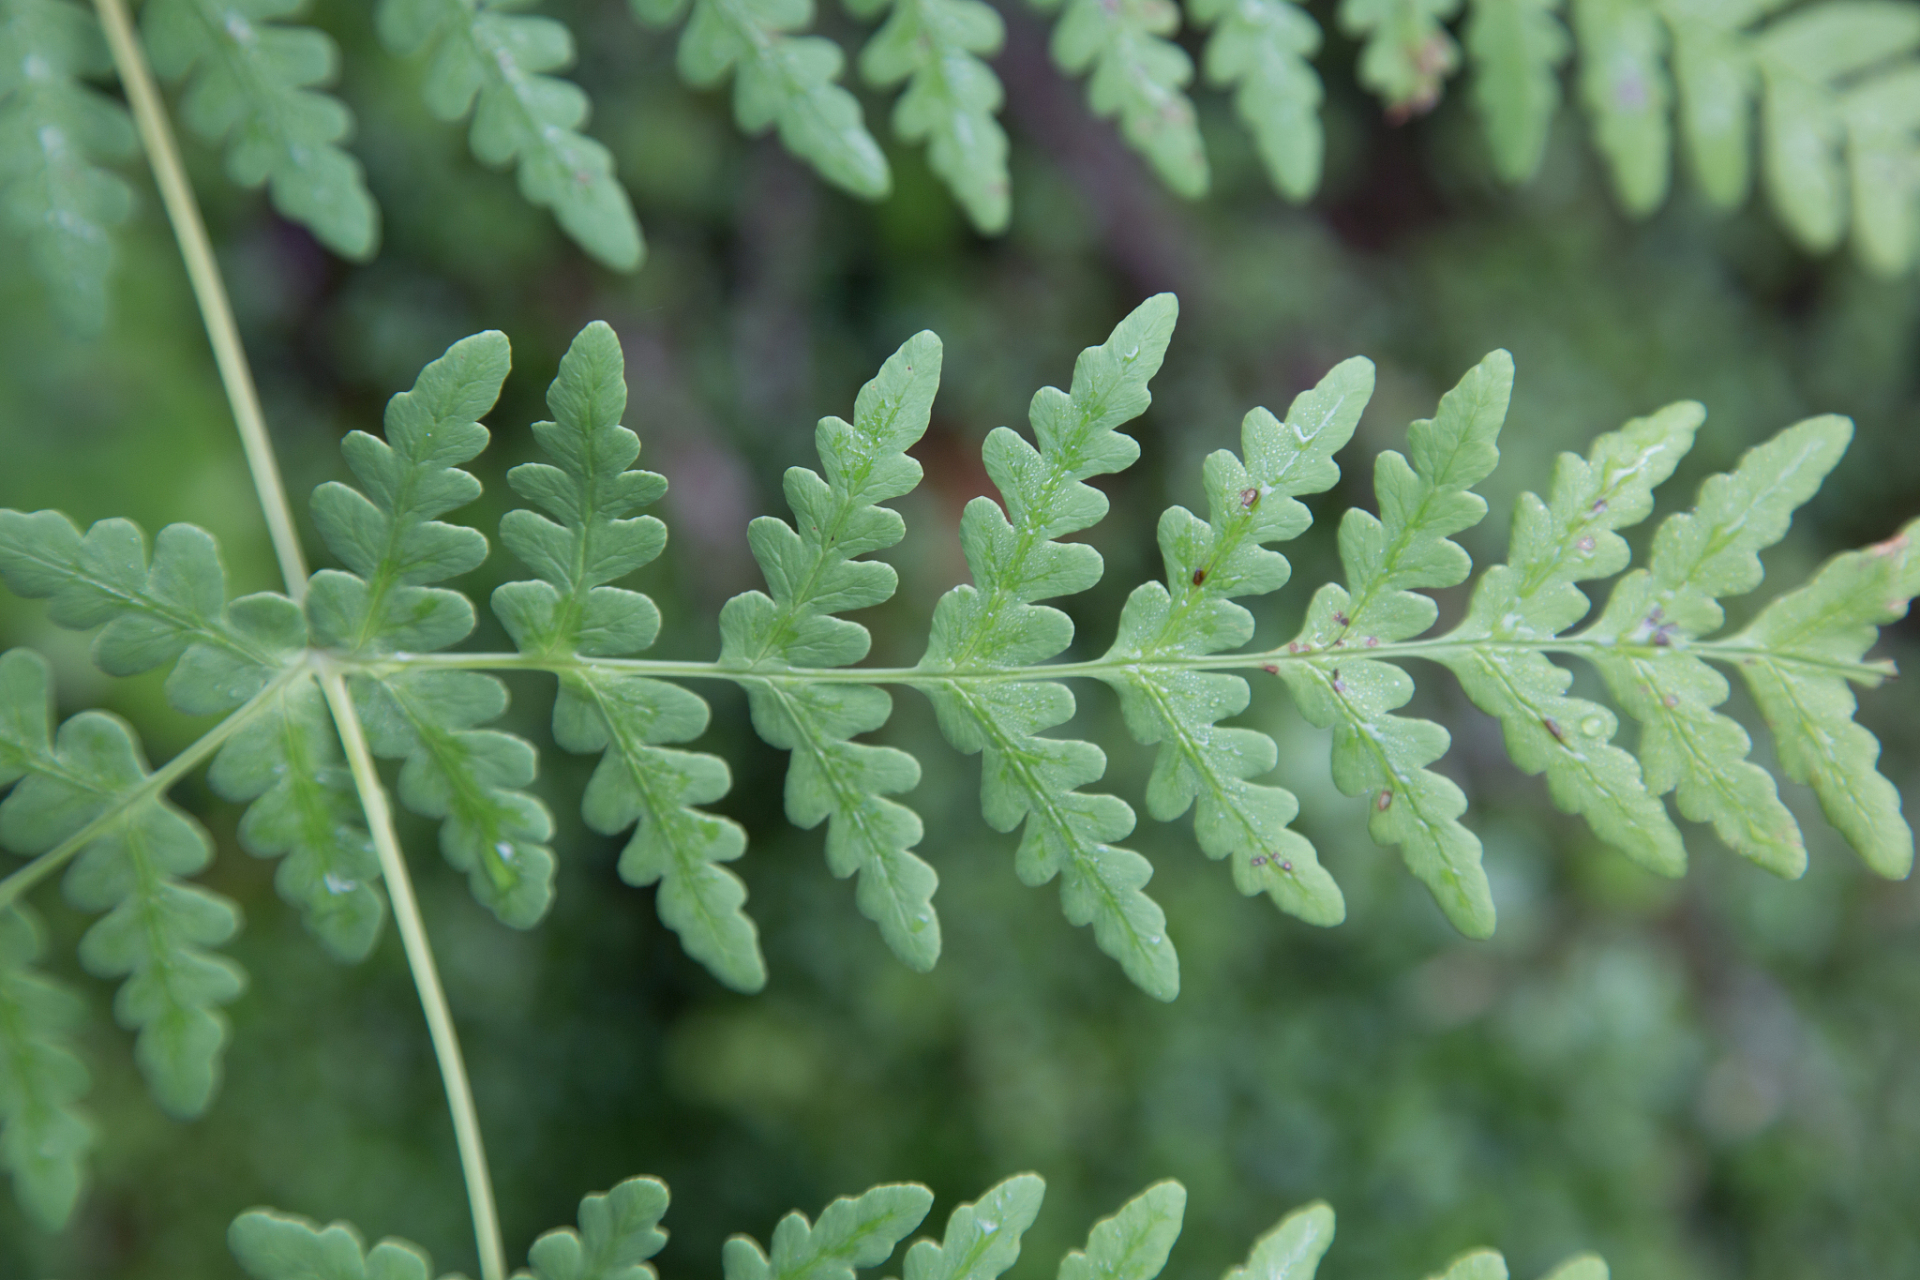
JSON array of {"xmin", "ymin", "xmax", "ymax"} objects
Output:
[{"xmin": 3, "ymin": 2, "xmax": 1919, "ymax": 1276}]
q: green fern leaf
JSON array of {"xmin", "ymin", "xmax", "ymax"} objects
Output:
[
  {"xmin": 0, "ymin": 904, "xmax": 94, "ymax": 1231},
  {"xmin": 1187, "ymin": 0, "xmax": 1325, "ymax": 200},
  {"xmin": 638, "ymin": 0, "xmax": 890, "ymax": 199},
  {"xmin": 852, "ymin": 0, "xmax": 1008, "ymax": 231},
  {"xmin": 230, "ymin": 1208, "xmax": 442, "ymax": 1280},
  {"xmin": 1105, "ymin": 357, "xmax": 1375, "ymax": 929},
  {"xmin": 1275, "ymin": 352, "xmax": 1512, "ymax": 936},
  {"xmin": 1539, "ymin": 1257, "xmax": 1609, "ymax": 1280},
  {"xmin": 721, "ymin": 331, "xmax": 941, "ymax": 971},
  {"xmin": 904, "ymin": 1174, "xmax": 1044, "ymax": 1280},
  {"xmin": 1048, "ymin": 0, "xmax": 1209, "ymax": 197},
  {"xmin": 139, "ymin": 0, "xmax": 377, "ymax": 257},
  {"xmin": 1729, "ymin": 517, "xmax": 1920, "ymax": 878},
  {"xmin": 1056, "ymin": 1180, "xmax": 1184, "ymax": 1280},
  {"xmin": 0, "ymin": 0, "xmax": 135, "ymax": 330},
  {"xmin": 0, "ymin": 649, "xmax": 244, "ymax": 1118},
  {"xmin": 496, "ymin": 322, "xmax": 760, "ymax": 989},
  {"xmin": 1660, "ymin": 0, "xmax": 1760, "ymax": 209},
  {"xmin": 1585, "ymin": 415, "xmax": 1853, "ymax": 876},
  {"xmin": 1573, "ymin": 0, "xmax": 1671, "ymax": 214},
  {"xmin": 722, "ymin": 1183, "xmax": 934, "ymax": 1280},
  {"xmin": 919, "ymin": 294, "xmax": 1180, "ymax": 999},
  {"xmin": 311, "ymin": 332, "xmax": 556, "ymax": 928},
  {"xmin": 1224, "ymin": 1200, "xmax": 1334, "ymax": 1280},
  {"xmin": 520, "ymin": 1175, "xmax": 670, "ymax": 1280},
  {"xmin": 1752, "ymin": 1, "xmax": 1920, "ymax": 253},
  {"xmin": 1340, "ymin": 0, "xmax": 1462, "ymax": 115},
  {"xmin": 1443, "ymin": 402, "xmax": 1699, "ymax": 876},
  {"xmin": 1465, "ymin": 0, "xmax": 1571, "ymax": 180},
  {"xmin": 209, "ymin": 678, "xmax": 382, "ymax": 960},
  {"xmin": 376, "ymin": 0, "xmax": 643, "ymax": 270},
  {"xmin": 1843, "ymin": 64, "xmax": 1920, "ymax": 273}
]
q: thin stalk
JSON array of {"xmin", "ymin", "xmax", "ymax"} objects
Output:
[
  {"xmin": 91, "ymin": 0, "xmax": 311, "ymax": 602},
  {"xmin": 318, "ymin": 666, "xmax": 506, "ymax": 1280},
  {"xmin": 0, "ymin": 668, "xmax": 300, "ymax": 910}
]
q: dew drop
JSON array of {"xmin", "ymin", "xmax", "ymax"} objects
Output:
[
  {"xmin": 323, "ymin": 873, "xmax": 357, "ymax": 896},
  {"xmin": 1579, "ymin": 716, "xmax": 1606, "ymax": 737},
  {"xmin": 1146, "ymin": 934, "xmax": 1163, "ymax": 945},
  {"xmin": 495, "ymin": 841, "xmax": 517, "ymax": 864},
  {"xmin": 979, "ymin": 1219, "xmax": 999, "ymax": 1234}
]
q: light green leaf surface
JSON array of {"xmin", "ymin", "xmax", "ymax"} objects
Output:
[
  {"xmin": 1049, "ymin": 0, "xmax": 1208, "ymax": 196},
  {"xmin": 230, "ymin": 1208, "xmax": 439, "ymax": 1280},
  {"xmin": 1574, "ymin": 0, "xmax": 1670, "ymax": 214},
  {"xmin": 521, "ymin": 1175, "xmax": 671, "ymax": 1280},
  {"xmin": 1340, "ymin": 0, "xmax": 1462, "ymax": 114},
  {"xmin": 855, "ymin": 0, "xmax": 1008, "ymax": 230},
  {"xmin": 0, "ymin": 0, "xmax": 135, "ymax": 329},
  {"xmin": 904, "ymin": 1174, "xmax": 1045, "ymax": 1280},
  {"xmin": 1466, "ymin": 0, "xmax": 1570, "ymax": 180},
  {"xmin": 377, "ymin": 0, "xmax": 642, "ymax": 270},
  {"xmin": 1188, "ymin": 0, "xmax": 1324, "ymax": 199},
  {"xmin": 919, "ymin": 294, "xmax": 1181, "ymax": 999},
  {"xmin": 1224, "ymin": 1200, "xmax": 1335, "ymax": 1280},
  {"xmin": 642, "ymin": 0, "xmax": 890, "ymax": 199},
  {"xmin": 1278, "ymin": 352, "xmax": 1512, "ymax": 937},
  {"xmin": 497, "ymin": 322, "xmax": 760, "ymax": 989},
  {"xmin": 141, "ymin": 0, "xmax": 377, "ymax": 257},
  {"xmin": 0, "ymin": 649, "xmax": 243, "ymax": 1119},
  {"xmin": 723, "ymin": 1183, "xmax": 934, "ymax": 1280},
  {"xmin": 1104, "ymin": 357, "xmax": 1374, "ymax": 928},
  {"xmin": 0, "ymin": 904, "xmax": 93, "ymax": 1230},
  {"xmin": 1057, "ymin": 1181, "xmax": 1185, "ymax": 1280},
  {"xmin": 722, "ymin": 331, "xmax": 942, "ymax": 971}
]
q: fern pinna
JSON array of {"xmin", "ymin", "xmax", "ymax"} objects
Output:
[{"xmin": 0, "ymin": 297, "xmax": 1914, "ymax": 1242}]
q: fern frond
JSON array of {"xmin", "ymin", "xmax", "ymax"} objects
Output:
[
  {"xmin": 851, "ymin": 0, "xmax": 1009, "ymax": 231},
  {"xmin": 1573, "ymin": 0, "xmax": 1673, "ymax": 214},
  {"xmin": 230, "ymin": 1174, "xmax": 1607, "ymax": 1280},
  {"xmin": 1729, "ymin": 518, "xmax": 1920, "ymax": 878},
  {"xmin": 723, "ymin": 1183, "xmax": 934, "ymax": 1280},
  {"xmin": 721, "ymin": 331, "xmax": 942, "ymax": 970},
  {"xmin": 1584, "ymin": 416, "xmax": 1852, "ymax": 877},
  {"xmin": 310, "ymin": 331, "xmax": 557, "ymax": 928},
  {"xmin": 1187, "ymin": 0, "xmax": 1325, "ymax": 200},
  {"xmin": 919, "ymin": 293, "xmax": 1180, "ymax": 1000},
  {"xmin": 0, "ymin": 904, "xmax": 93, "ymax": 1231},
  {"xmin": 0, "ymin": 649, "xmax": 243, "ymax": 1118},
  {"xmin": 1045, "ymin": 0, "xmax": 1209, "ymax": 197},
  {"xmin": 495, "ymin": 322, "xmax": 759, "ymax": 989},
  {"xmin": 0, "ymin": 0, "xmax": 135, "ymax": 330},
  {"xmin": 1275, "ymin": 352, "xmax": 1512, "ymax": 937},
  {"xmin": 635, "ymin": 0, "xmax": 890, "ymax": 200},
  {"xmin": 520, "ymin": 1175, "xmax": 670, "ymax": 1280},
  {"xmin": 1441, "ymin": 402, "xmax": 1700, "ymax": 877},
  {"xmin": 376, "ymin": 0, "xmax": 643, "ymax": 271},
  {"xmin": 139, "ymin": 0, "xmax": 377, "ymax": 257},
  {"xmin": 1464, "ymin": 0, "xmax": 1570, "ymax": 180},
  {"xmin": 1340, "ymin": 0, "xmax": 1462, "ymax": 116},
  {"xmin": 1104, "ymin": 357, "xmax": 1374, "ymax": 929}
]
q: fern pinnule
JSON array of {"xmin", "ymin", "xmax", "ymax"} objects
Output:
[
  {"xmin": 0, "ymin": 0, "xmax": 135, "ymax": 330},
  {"xmin": 920, "ymin": 293, "xmax": 1181, "ymax": 999},
  {"xmin": 1043, "ymin": 0, "xmax": 1208, "ymax": 198},
  {"xmin": 1275, "ymin": 351, "xmax": 1513, "ymax": 938},
  {"xmin": 496, "ymin": 321, "xmax": 760, "ymax": 990},
  {"xmin": 1105, "ymin": 355, "xmax": 1375, "ymax": 929},
  {"xmin": 139, "ymin": 0, "xmax": 377, "ymax": 258},
  {"xmin": 0, "ymin": 903, "xmax": 93, "ymax": 1231},
  {"xmin": 375, "ymin": 0, "xmax": 643, "ymax": 271},
  {"xmin": 721, "ymin": 331, "xmax": 943, "ymax": 971}
]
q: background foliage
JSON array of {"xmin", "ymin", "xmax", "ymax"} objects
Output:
[{"xmin": 2, "ymin": 1, "xmax": 1919, "ymax": 1276}]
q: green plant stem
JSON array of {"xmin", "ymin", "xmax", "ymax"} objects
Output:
[
  {"xmin": 318, "ymin": 664, "xmax": 507, "ymax": 1280},
  {"xmin": 0, "ymin": 667, "xmax": 299, "ymax": 911},
  {"xmin": 90, "ymin": 0, "xmax": 312, "ymax": 602},
  {"xmin": 346, "ymin": 636, "xmax": 1894, "ymax": 686}
]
